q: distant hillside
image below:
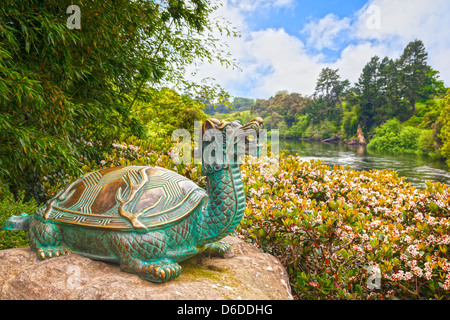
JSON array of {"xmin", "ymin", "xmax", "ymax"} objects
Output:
[
  {"xmin": 203, "ymin": 97, "xmax": 255, "ymax": 115},
  {"xmin": 250, "ymin": 91, "xmax": 312, "ymax": 131}
]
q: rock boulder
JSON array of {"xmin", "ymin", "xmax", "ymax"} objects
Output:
[{"xmin": 0, "ymin": 236, "xmax": 293, "ymax": 300}]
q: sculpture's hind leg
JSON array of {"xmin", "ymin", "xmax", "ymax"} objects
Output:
[
  {"xmin": 204, "ymin": 241, "xmax": 231, "ymax": 257},
  {"xmin": 120, "ymin": 258, "xmax": 182, "ymax": 283},
  {"xmin": 29, "ymin": 218, "xmax": 69, "ymax": 260}
]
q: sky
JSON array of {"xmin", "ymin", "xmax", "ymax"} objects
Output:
[{"xmin": 186, "ymin": 0, "xmax": 450, "ymax": 100}]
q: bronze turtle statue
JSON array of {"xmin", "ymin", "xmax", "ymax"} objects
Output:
[{"xmin": 4, "ymin": 118, "xmax": 264, "ymax": 283}]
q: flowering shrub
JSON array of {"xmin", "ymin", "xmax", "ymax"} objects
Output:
[{"xmin": 237, "ymin": 153, "xmax": 450, "ymax": 300}]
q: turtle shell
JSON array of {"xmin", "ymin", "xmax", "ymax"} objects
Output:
[{"xmin": 35, "ymin": 166, "xmax": 208, "ymax": 231}]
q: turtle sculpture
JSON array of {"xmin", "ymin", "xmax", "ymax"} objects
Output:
[{"xmin": 3, "ymin": 118, "xmax": 264, "ymax": 283}]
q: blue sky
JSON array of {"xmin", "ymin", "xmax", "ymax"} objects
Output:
[
  {"xmin": 189, "ymin": 0, "xmax": 450, "ymax": 100},
  {"xmin": 245, "ymin": 0, "xmax": 368, "ymax": 31},
  {"xmin": 244, "ymin": 0, "xmax": 369, "ymax": 60}
]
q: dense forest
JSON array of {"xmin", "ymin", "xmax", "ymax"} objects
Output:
[{"xmin": 215, "ymin": 40, "xmax": 450, "ymax": 166}]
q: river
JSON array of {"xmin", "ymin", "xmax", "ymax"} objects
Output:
[{"xmin": 279, "ymin": 139, "xmax": 450, "ymax": 189}]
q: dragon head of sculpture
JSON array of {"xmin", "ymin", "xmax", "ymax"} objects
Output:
[{"xmin": 200, "ymin": 117, "xmax": 264, "ymax": 175}]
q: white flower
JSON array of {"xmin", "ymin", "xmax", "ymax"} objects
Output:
[
  {"xmin": 408, "ymin": 260, "xmax": 418, "ymax": 268},
  {"xmin": 406, "ymin": 245, "xmax": 420, "ymax": 258},
  {"xmin": 404, "ymin": 272, "xmax": 414, "ymax": 280},
  {"xmin": 443, "ymin": 262, "xmax": 450, "ymax": 272},
  {"xmin": 404, "ymin": 235, "xmax": 413, "ymax": 244},
  {"xmin": 412, "ymin": 267, "xmax": 423, "ymax": 278},
  {"xmin": 440, "ymin": 235, "xmax": 450, "ymax": 245}
]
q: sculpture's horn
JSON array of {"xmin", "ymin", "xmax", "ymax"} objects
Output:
[
  {"xmin": 243, "ymin": 118, "xmax": 264, "ymax": 157},
  {"xmin": 202, "ymin": 118, "xmax": 230, "ymax": 134},
  {"xmin": 241, "ymin": 117, "xmax": 264, "ymax": 132}
]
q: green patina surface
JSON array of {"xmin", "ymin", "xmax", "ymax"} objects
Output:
[{"xmin": 3, "ymin": 118, "xmax": 263, "ymax": 283}]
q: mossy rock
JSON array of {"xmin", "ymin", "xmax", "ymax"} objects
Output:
[{"xmin": 0, "ymin": 236, "xmax": 293, "ymax": 300}]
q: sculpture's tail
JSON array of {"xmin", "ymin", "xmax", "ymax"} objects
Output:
[{"xmin": 3, "ymin": 213, "xmax": 31, "ymax": 231}]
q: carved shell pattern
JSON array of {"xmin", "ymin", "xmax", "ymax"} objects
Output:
[{"xmin": 36, "ymin": 166, "xmax": 208, "ymax": 231}]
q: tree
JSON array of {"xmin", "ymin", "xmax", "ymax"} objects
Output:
[
  {"xmin": 264, "ymin": 111, "xmax": 287, "ymax": 132},
  {"xmin": 355, "ymin": 54, "xmax": 412, "ymax": 130},
  {"xmin": 0, "ymin": 0, "xmax": 237, "ymax": 201},
  {"xmin": 367, "ymin": 118, "xmax": 422, "ymax": 153},
  {"xmin": 232, "ymin": 97, "xmax": 255, "ymax": 111},
  {"xmin": 355, "ymin": 56, "xmax": 381, "ymax": 130},
  {"xmin": 133, "ymin": 87, "xmax": 207, "ymax": 137},
  {"xmin": 377, "ymin": 57, "xmax": 396, "ymax": 119},
  {"xmin": 421, "ymin": 68, "xmax": 446, "ymax": 100},
  {"xmin": 314, "ymin": 68, "xmax": 350, "ymax": 113},
  {"xmin": 439, "ymin": 90, "xmax": 450, "ymax": 166},
  {"xmin": 398, "ymin": 40, "xmax": 431, "ymax": 113}
]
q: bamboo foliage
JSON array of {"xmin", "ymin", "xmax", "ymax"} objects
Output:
[{"xmin": 0, "ymin": 0, "xmax": 237, "ymax": 201}]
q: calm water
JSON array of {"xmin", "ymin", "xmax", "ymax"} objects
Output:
[{"xmin": 279, "ymin": 139, "xmax": 450, "ymax": 189}]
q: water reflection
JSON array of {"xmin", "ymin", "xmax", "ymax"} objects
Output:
[{"xmin": 279, "ymin": 139, "xmax": 450, "ymax": 189}]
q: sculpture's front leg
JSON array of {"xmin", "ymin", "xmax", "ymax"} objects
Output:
[{"xmin": 28, "ymin": 218, "xmax": 70, "ymax": 260}]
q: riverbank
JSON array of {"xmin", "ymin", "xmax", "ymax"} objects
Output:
[
  {"xmin": 281, "ymin": 128, "xmax": 366, "ymax": 146},
  {"xmin": 279, "ymin": 139, "xmax": 450, "ymax": 188}
]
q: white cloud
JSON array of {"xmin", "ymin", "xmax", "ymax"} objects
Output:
[
  {"xmin": 354, "ymin": 0, "xmax": 449, "ymax": 41},
  {"xmin": 243, "ymin": 28, "xmax": 324, "ymax": 98},
  {"xmin": 302, "ymin": 14, "xmax": 351, "ymax": 51},
  {"xmin": 187, "ymin": 27, "xmax": 324, "ymax": 99},
  {"xmin": 273, "ymin": 0, "xmax": 295, "ymax": 8},
  {"xmin": 228, "ymin": 0, "xmax": 295, "ymax": 12}
]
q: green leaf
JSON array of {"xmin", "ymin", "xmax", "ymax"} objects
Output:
[{"xmin": 355, "ymin": 285, "xmax": 363, "ymax": 297}]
